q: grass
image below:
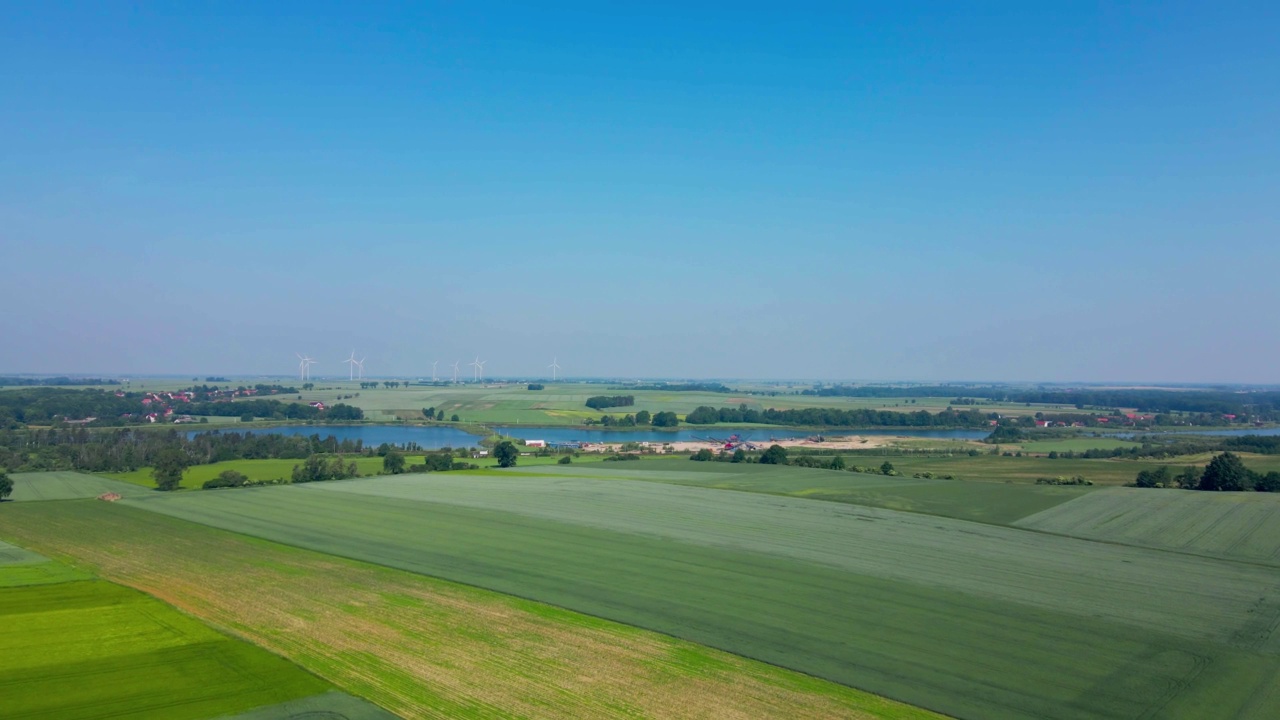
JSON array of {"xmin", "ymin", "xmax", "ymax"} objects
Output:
[
  {"xmin": 97, "ymin": 470, "xmax": 1280, "ymax": 720},
  {"xmin": 0, "ymin": 500, "xmax": 945, "ymax": 720},
  {"xmin": 6, "ymin": 471, "xmax": 147, "ymax": 501},
  {"xmin": 1015, "ymin": 437, "xmax": 1141, "ymax": 452},
  {"xmin": 546, "ymin": 459, "xmax": 1096, "ymax": 525},
  {"xmin": 0, "ymin": 539, "xmax": 93, "ymax": 587},
  {"xmin": 1017, "ymin": 487, "xmax": 1280, "ymax": 565},
  {"xmin": 103, "ymin": 453, "xmax": 598, "ymax": 489},
  {"xmin": 0, "ymin": 558, "xmax": 332, "ymax": 719}
]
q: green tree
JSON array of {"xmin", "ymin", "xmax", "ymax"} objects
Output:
[
  {"xmin": 1256, "ymin": 471, "xmax": 1280, "ymax": 493},
  {"xmin": 557, "ymin": 455, "xmax": 572, "ymax": 465},
  {"xmin": 1133, "ymin": 466, "xmax": 1171, "ymax": 488},
  {"xmin": 1176, "ymin": 466, "xmax": 1200, "ymax": 489},
  {"xmin": 0, "ymin": 472, "xmax": 12, "ymax": 500},
  {"xmin": 830, "ymin": 455, "xmax": 846, "ymax": 470},
  {"xmin": 152, "ymin": 448, "xmax": 190, "ymax": 491},
  {"xmin": 203, "ymin": 470, "xmax": 248, "ymax": 489},
  {"xmin": 494, "ymin": 441, "xmax": 519, "ymax": 468},
  {"xmin": 635, "ymin": 410, "xmax": 651, "ymax": 425},
  {"xmin": 1199, "ymin": 452, "xmax": 1249, "ymax": 491},
  {"xmin": 437, "ymin": 410, "xmax": 445, "ymax": 421},
  {"xmin": 759, "ymin": 445, "xmax": 788, "ymax": 465},
  {"xmin": 731, "ymin": 448, "xmax": 747, "ymax": 463},
  {"xmin": 450, "ymin": 414, "xmax": 460, "ymax": 422},
  {"xmin": 880, "ymin": 460, "xmax": 896, "ymax": 475},
  {"xmin": 383, "ymin": 450, "xmax": 406, "ymax": 474},
  {"xmin": 690, "ymin": 448, "xmax": 715, "ymax": 461}
]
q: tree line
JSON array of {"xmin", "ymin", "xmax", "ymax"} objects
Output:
[
  {"xmin": 1131, "ymin": 452, "xmax": 1280, "ymax": 492},
  {"xmin": 585, "ymin": 395, "xmax": 635, "ymax": 410},
  {"xmin": 684, "ymin": 405, "xmax": 990, "ymax": 427}
]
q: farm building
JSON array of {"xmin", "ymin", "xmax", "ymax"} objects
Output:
[{"xmin": 525, "ymin": 440, "xmax": 547, "ymax": 448}]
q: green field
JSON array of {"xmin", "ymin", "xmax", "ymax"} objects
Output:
[
  {"xmin": 0, "ymin": 540, "xmax": 93, "ymax": 587},
  {"xmin": 104, "ymin": 453, "xmax": 603, "ymax": 489},
  {"xmin": 1017, "ymin": 487, "xmax": 1280, "ymax": 565},
  {"xmin": 532, "ymin": 460, "xmax": 1097, "ymax": 524},
  {"xmin": 7, "ymin": 471, "xmax": 148, "ymax": 501},
  {"xmin": 1015, "ymin": 437, "xmax": 1142, "ymax": 453},
  {"xmin": 0, "ymin": 562, "xmax": 333, "ymax": 719},
  {"xmin": 105, "ymin": 467, "xmax": 1280, "ymax": 720},
  {"xmin": 1, "ymin": 501, "xmax": 942, "ymax": 720}
]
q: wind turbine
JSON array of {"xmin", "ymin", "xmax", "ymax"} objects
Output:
[
  {"xmin": 548, "ymin": 357, "xmax": 561, "ymax": 381},
  {"xmin": 296, "ymin": 353, "xmax": 317, "ymax": 382},
  {"xmin": 357, "ymin": 357, "xmax": 366, "ymax": 380},
  {"xmin": 344, "ymin": 351, "xmax": 359, "ymax": 381},
  {"xmin": 469, "ymin": 357, "xmax": 482, "ymax": 383},
  {"xmin": 432, "ymin": 361, "xmax": 439, "ymax": 382},
  {"xmin": 478, "ymin": 359, "xmax": 486, "ymax": 383},
  {"xmin": 451, "ymin": 361, "xmax": 460, "ymax": 383}
]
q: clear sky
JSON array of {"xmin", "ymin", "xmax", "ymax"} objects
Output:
[{"xmin": 2, "ymin": 2, "xmax": 1277, "ymax": 382}]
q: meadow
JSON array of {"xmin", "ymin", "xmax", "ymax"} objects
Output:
[
  {"xmin": 0, "ymin": 500, "xmax": 943, "ymax": 720},
  {"xmin": 100, "ymin": 466, "xmax": 1280, "ymax": 720},
  {"xmin": 1017, "ymin": 487, "xmax": 1280, "ymax": 565},
  {"xmin": 0, "ymin": 549, "xmax": 345, "ymax": 719},
  {"xmin": 7, "ymin": 471, "xmax": 147, "ymax": 500},
  {"xmin": 546, "ymin": 460, "xmax": 1097, "ymax": 524}
]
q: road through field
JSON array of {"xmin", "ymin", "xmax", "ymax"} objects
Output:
[{"xmin": 117, "ymin": 472, "xmax": 1280, "ymax": 720}]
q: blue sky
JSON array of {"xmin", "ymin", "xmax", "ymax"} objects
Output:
[{"xmin": 2, "ymin": 2, "xmax": 1277, "ymax": 381}]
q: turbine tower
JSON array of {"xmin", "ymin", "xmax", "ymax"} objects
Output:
[
  {"xmin": 469, "ymin": 356, "xmax": 482, "ymax": 382},
  {"xmin": 357, "ymin": 357, "xmax": 366, "ymax": 380},
  {"xmin": 344, "ymin": 351, "xmax": 359, "ymax": 381},
  {"xmin": 452, "ymin": 361, "xmax": 460, "ymax": 383},
  {"xmin": 548, "ymin": 357, "xmax": 560, "ymax": 381},
  {"xmin": 478, "ymin": 359, "xmax": 486, "ymax": 383},
  {"xmin": 432, "ymin": 361, "xmax": 439, "ymax": 382},
  {"xmin": 296, "ymin": 353, "xmax": 317, "ymax": 382}
]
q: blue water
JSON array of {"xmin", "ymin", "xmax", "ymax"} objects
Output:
[
  {"xmin": 190, "ymin": 425, "xmax": 482, "ymax": 449},
  {"xmin": 192, "ymin": 424, "xmax": 991, "ymax": 447}
]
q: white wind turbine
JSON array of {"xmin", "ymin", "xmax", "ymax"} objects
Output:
[
  {"xmin": 296, "ymin": 353, "xmax": 317, "ymax": 382},
  {"xmin": 477, "ymin": 359, "xmax": 486, "ymax": 382},
  {"xmin": 548, "ymin": 357, "xmax": 561, "ymax": 381},
  {"xmin": 431, "ymin": 361, "xmax": 439, "ymax": 382},
  {"xmin": 356, "ymin": 357, "xmax": 366, "ymax": 380},
  {"xmin": 452, "ymin": 361, "xmax": 460, "ymax": 383},
  {"xmin": 344, "ymin": 351, "xmax": 359, "ymax": 381},
  {"xmin": 469, "ymin": 356, "xmax": 483, "ymax": 382}
]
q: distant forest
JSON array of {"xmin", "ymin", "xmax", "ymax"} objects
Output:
[
  {"xmin": 0, "ymin": 387, "xmax": 361, "ymax": 428},
  {"xmin": 807, "ymin": 385, "xmax": 1280, "ymax": 421},
  {"xmin": 0, "ymin": 376, "xmax": 120, "ymax": 387},
  {"xmin": 685, "ymin": 405, "xmax": 990, "ymax": 428}
]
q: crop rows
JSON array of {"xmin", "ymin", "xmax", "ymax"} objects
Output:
[{"xmin": 121, "ymin": 472, "xmax": 1280, "ymax": 719}]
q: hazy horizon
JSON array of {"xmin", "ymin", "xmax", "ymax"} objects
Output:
[{"xmin": 3, "ymin": 4, "xmax": 1277, "ymax": 383}]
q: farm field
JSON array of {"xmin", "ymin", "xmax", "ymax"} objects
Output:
[
  {"xmin": 1017, "ymin": 487, "xmax": 1280, "ymax": 566},
  {"xmin": 103, "ymin": 453, "xmax": 604, "ymax": 489},
  {"xmin": 817, "ymin": 452, "xmax": 1280, "ymax": 486},
  {"xmin": 544, "ymin": 460, "xmax": 1096, "ymax": 525},
  {"xmin": 0, "ymin": 546, "xmax": 346, "ymax": 719},
  {"xmin": 0, "ymin": 540, "xmax": 92, "ymax": 587},
  {"xmin": 6, "ymin": 471, "xmax": 147, "ymax": 501},
  {"xmin": 1014, "ymin": 437, "xmax": 1142, "ymax": 453},
  {"xmin": 227, "ymin": 381, "xmax": 1086, "ymax": 425},
  {"xmin": 104, "ymin": 470, "xmax": 1280, "ymax": 720},
  {"xmin": 0, "ymin": 500, "xmax": 943, "ymax": 720}
]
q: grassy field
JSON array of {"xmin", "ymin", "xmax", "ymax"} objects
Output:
[
  {"xmin": 204, "ymin": 381, "xmax": 1088, "ymax": 425},
  {"xmin": 0, "ymin": 540, "xmax": 93, "ymax": 587},
  {"xmin": 104, "ymin": 453, "xmax": 602, "ymax": 489},
  {"xmin": 7, "ymin": 471, "xmax": 148, "ymax": 501},
  {"xmin": 1017, "ymin": 487, "xmax": 1280, "ymax": 565},
  {"xmin": 0, "ymin": 551, "xmax": 337, "ymax": 719},
  {"xmin": 1014, "ymin": 437, "xmax": 1142, "ymax": 453},
  {"xmin": 556, "ymin": 460, "xmax": 1096, "ymax": 525},
  {"xmin": 90, "ymin": 468, "xmax": 1280, "ymax": 720},
  {"xmin": 0, "ymin": 500, "xmax": 944, "ymax": 720}
]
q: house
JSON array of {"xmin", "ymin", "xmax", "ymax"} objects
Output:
[
  {"xmin": 1034, "ymin": 420, "xmax": 1051, "ymax": 428},
  {"xmin": 309, "ymin": 401, "xmax": 326, "ymax": 410},
  {"xmin": 525, "ymin": 439, "xmax": 547, "ymax": 448}
]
